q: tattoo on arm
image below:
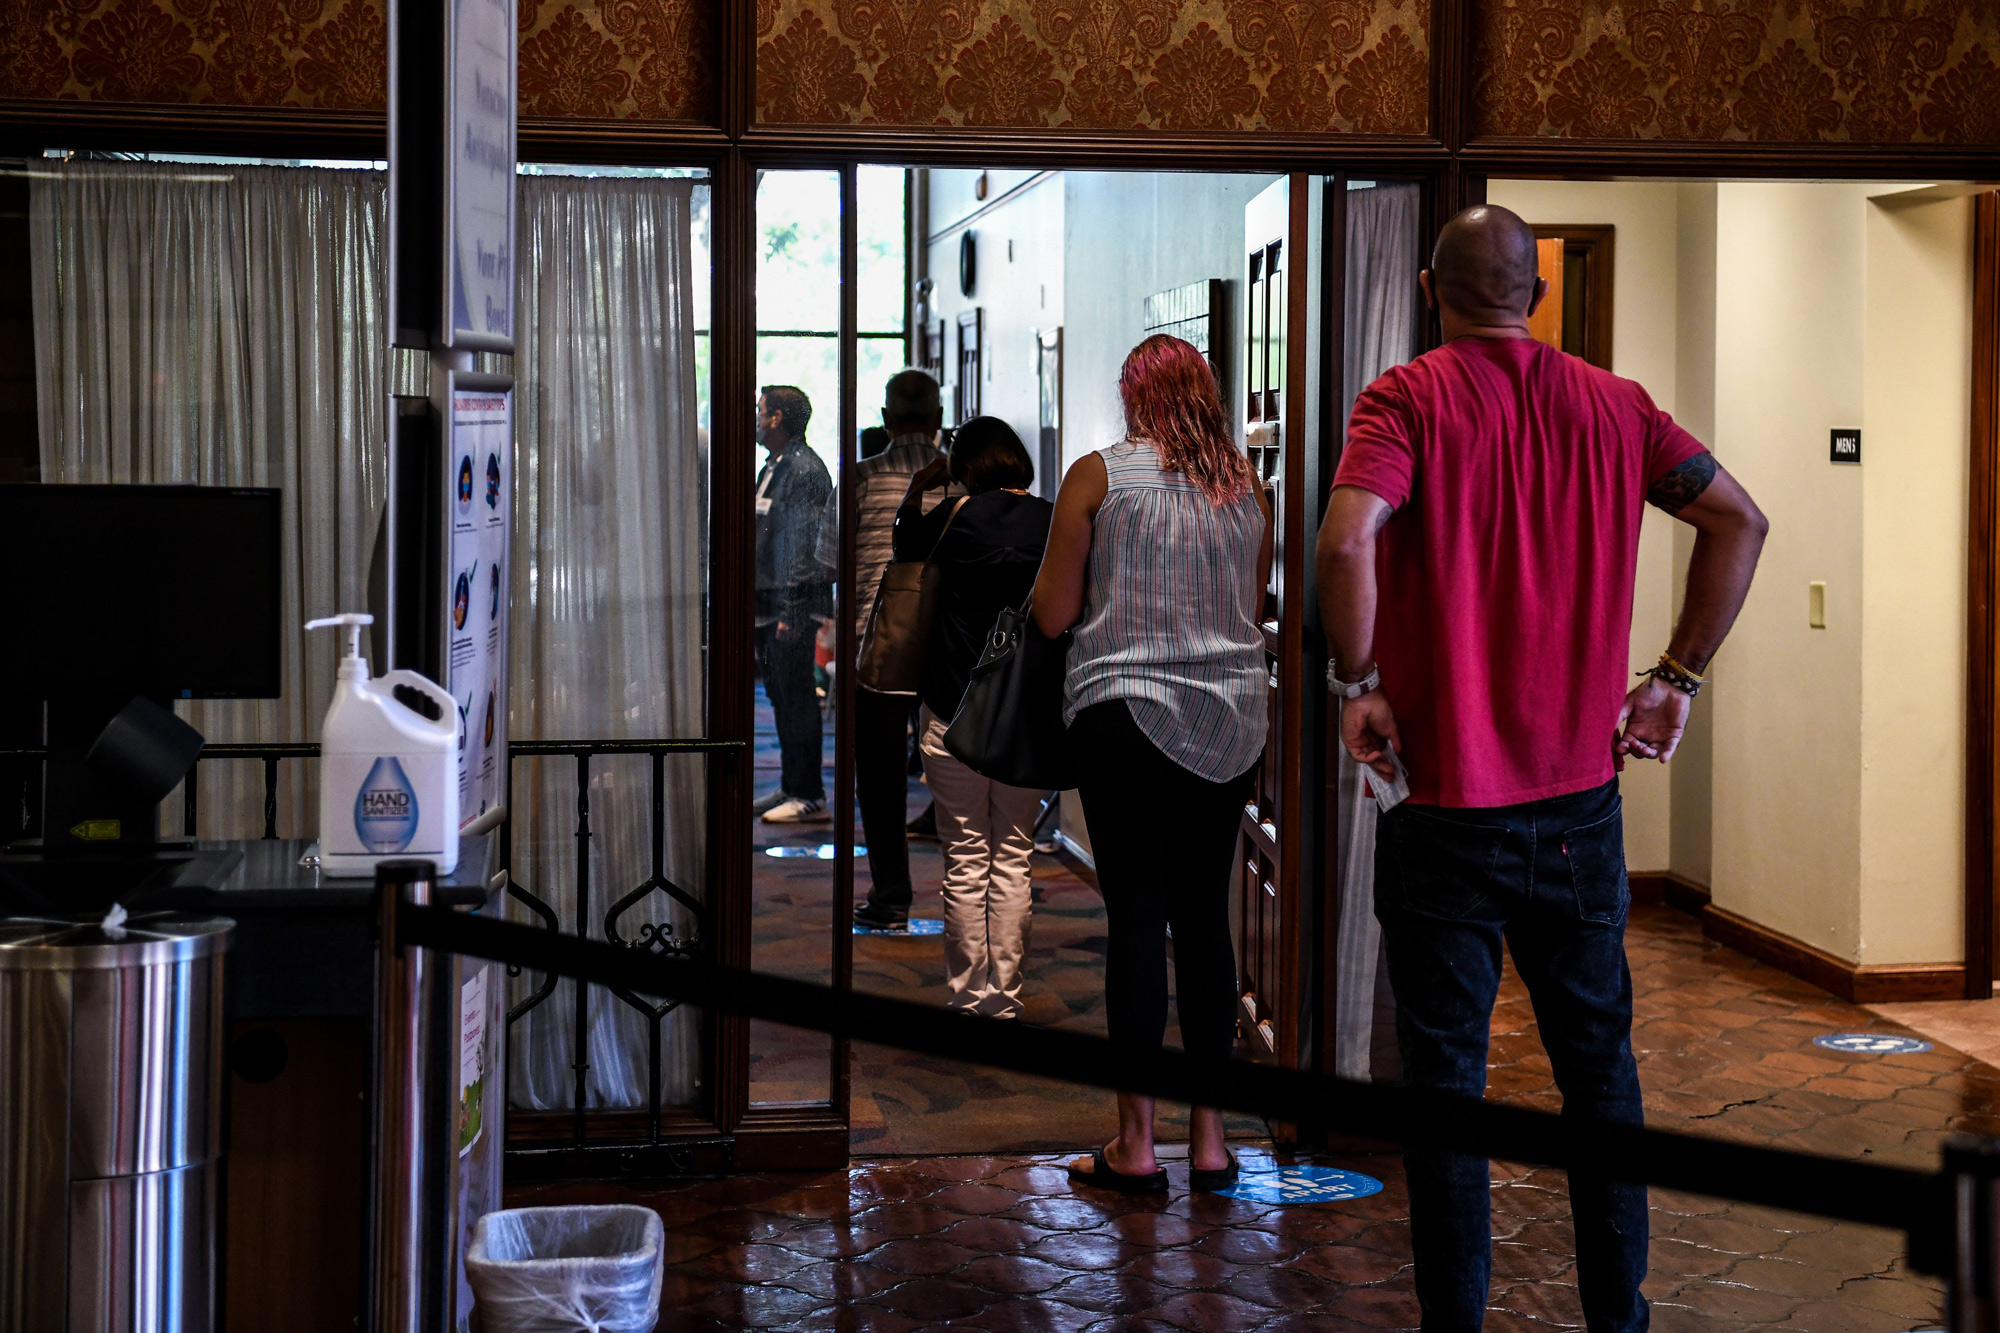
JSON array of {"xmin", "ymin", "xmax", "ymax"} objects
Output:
[{"xmin": 1647, "ymin": 452, "xmax": 1718, "ymax": 516}]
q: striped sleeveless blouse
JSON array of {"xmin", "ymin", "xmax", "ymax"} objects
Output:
[{"xmin": 1063, "ymin": 439, "xmax": 1268, "ymax": 783}]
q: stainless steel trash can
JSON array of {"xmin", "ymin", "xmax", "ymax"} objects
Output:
[{"xmin": 0, "ymin": 913, "xmax": 232, "ymax": 1333}]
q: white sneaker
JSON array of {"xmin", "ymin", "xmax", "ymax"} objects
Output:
[
  {"xmin": 762, "ymin": 797, "xmax": 830, "ymax": 824},
  {"xmin": 752, "ymin": 788, "xmax": 791, "ymax": 815}
]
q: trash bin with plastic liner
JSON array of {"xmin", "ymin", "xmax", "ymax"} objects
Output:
[
  {"xmin": 0, "ymin": 912, "xmax": 232, "ymax": 1332},
  {"xmin": 465, "ymin": 1205, "xmax": 664, "ymax": 1333}
]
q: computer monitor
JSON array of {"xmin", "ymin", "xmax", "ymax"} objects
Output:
[
  {"xmin": 0, "ymin": 484, "xmax": 283, "ymax": 856},
  {"xmin": 0, "ymin": 484, "xmax": 283, "ymax": 700}
]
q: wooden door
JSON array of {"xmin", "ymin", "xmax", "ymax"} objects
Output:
[{"xmin": 1235, "ymin": 177, "xmax": 1328, "ymax": 1079}]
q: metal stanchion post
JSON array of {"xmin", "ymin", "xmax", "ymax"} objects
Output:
[
  {"xmin": 370, "ymin": 860, "xmax": 453, "ymax": 1333},
  {"xmin": 1950, "ymin": 1137, "xmax": 2000, "ymax": 1333}
]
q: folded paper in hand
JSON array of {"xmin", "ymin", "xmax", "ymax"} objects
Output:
[{"xmin": 1363, "ymin": 749, "xmax": 1409, "ymax": 814}]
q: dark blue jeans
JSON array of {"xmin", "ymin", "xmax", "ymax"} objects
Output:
[
  {"xmin": 756, "ymin": 622, "xmax": 825, "ymax": 801},
  {"xmin": 1374, "ymin": 779, "xmax": 1647, "ymax": 1333}
]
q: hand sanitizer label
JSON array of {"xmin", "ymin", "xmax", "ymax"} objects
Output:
[
  {"xmin": 321, "ymin": 750, "xmax": 453, "ymax": 864},
  {"xmin": 355, "ymin": 757, "xmax": 420, "ymax": 853}
]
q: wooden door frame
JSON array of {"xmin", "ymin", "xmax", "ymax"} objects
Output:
[{"xmin": 1967, "ymin": 191, "xmax": 2000, "ymax": 1001}]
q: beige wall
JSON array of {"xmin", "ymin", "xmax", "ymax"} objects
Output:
[
  {"xmin": 1705, "ymin": 182, "xmax": 1972, "ymax": 966},
  {"xmin": 1857, "ymin": 190, "xmax": 1972, "ymax": 964},
  {"xmin": 1485, "ymin": 180, "xmax": 1688, "ymax": 873},
  {"xmin": 1708, "ymin": 183, "xmax": 1873, "ymax": 957}
]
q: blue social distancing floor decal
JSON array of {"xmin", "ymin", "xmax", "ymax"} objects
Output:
[
  {"xmin": 1814, "ymin": 1033, "xmax": 1932, "ymax": 1055},
  {"xmin": 1217, "ymin": 1165, "xmax": 1384, "ymax": 1205},
  {"xmin": 855, "ymin": 917, "xmax": 944, "ymax": 936},
  {"xmin": 764, "ymin": 844, "xmax": 867, "ymax": 860}
]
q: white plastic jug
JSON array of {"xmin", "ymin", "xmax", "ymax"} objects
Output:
[{"xmin": 307, "ymin": 614, "xmax": 461, "ymax": 876}]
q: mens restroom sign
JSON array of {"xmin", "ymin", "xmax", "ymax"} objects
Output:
[{"xmin": 1831, "ymin": 429, "xmax": 1861, "ymax": 464}]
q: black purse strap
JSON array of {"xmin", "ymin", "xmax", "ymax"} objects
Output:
[{"xmin": 920, "ymin": 495, "xmax": 967, "ymax": 569}]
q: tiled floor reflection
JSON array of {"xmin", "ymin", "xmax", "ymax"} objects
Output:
[{"xmin": 514, "ymin": 901, "xmax": 1996, "ymax": 1330}]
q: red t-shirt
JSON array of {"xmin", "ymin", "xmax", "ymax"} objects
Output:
[{"xmin": 1335, "ymin": 336, "xmax": 1708, "ymax": 808}]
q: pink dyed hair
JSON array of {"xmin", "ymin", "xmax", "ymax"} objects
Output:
[{"xmin": 1118, "ymin": 334, "xmax": 1254, "ymax": 505}]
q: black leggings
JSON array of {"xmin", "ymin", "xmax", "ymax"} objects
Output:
[{"xmin": 1071, "ymin": 700, "xmax": 1252, "ymax": 1066}]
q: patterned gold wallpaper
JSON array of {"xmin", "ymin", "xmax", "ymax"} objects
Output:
[
  {"xmin": 1472, "ymin": 0, "xmax": 2000, "ymax": 142},
  {"xmin": 11, "ymin": 0, "xmax": 1997, "ymax": 142},
  {"xmin": 0, "ymin": 0, "xmax": 713, "ymax": 120},
  {"xmin": 753, "ymin": 0, "xmax": 1432, "ymax": 133}
]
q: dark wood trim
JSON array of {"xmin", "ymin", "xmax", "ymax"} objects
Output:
[
  {"xmin": 1462, "ymin": 135, "xmax": 2000, "ymax": 179},
  {"xmin": 14, "ymin": 95, "xmax": 2000, "ymax": 182},
  {"xmin": 1634, "ymin": 875, "xmax": 1964, "ymax": 1002},
  {"xmin": 729, "ymin": 1117, "xmax": 851, "ymax": 1171},
  {"xmin": 1274, "ymin": 175, "xmax": 1312, "ymax": 1078},
  {"xmin": 1629, "ymin": 870, "xmax": 1712, "ymax": 917},
  {"xmin": 1698, "ymin": 903, "xmax": 1966, "ymax": 1004},
  {"xmin": 1318, "ymin": 174, "xmax": 1349, "ymax": 1080},
  {"xmin": 1429, "ymin": 0, "xmax": 1472, "ymax": 156},
  {"xmin": 737, "ymin": 125, "xmax": 1451, "ymax": 172},
  {"xmin": 504, "ymin": 1107, "xmax": 726, "ymax": 1145},
  {"xmin": 0, "ymin": 98, "xmax": 388, "ymax": 158},
  {"xmin": 717, "ymin": 0, "xmax": 751, "ymax": 142},
  {"xmin": 0, "ymin": 97, "xmax": 731, "ymax": 164},
  {"xmin": 709, "ymin": 146, "xmax": 757, "ymax": 1134},
  {"xmin": 1531, "ymin": 224, "xmax": 1615, "ymax": 371},
  {"xmin": 830, "ymin": 163, "xmax": 859, "ymax": 1125},
  {"xmin": 1970, "ymin": 190, "xmax": 2000, "ymax": 1001}
]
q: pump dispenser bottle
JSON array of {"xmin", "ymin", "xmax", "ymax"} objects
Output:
[{"xmin": 306, "ymin": 614, "xmax": 460, "ymax": 876}]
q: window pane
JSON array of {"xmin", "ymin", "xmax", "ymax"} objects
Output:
[
  {"xmin": 751, "ymin": 169, "xmax": 845, "ymax": 1110},
  {"xmin": 758, "ymin": 170, "xmax": 840, "ymax": 334},
  {"xmin": 857, "ymin": 337, "xmax": 905, "ymax": 432},
  {"xmin": 858, "ymin": 166, "xmax": 907, "ymax": 337},
  {"xmin": 756, "ymin": 335, "xmax": 841, "ymax": 480}
]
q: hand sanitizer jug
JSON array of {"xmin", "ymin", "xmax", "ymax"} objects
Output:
[{"xmin": 307, "ymin": 614, "xmax": 461, "ymax": 876}]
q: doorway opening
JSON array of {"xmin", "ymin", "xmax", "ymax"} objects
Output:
[{"xmin": 746, "ymin": 167, "xmax": 1432, "ymax": 1155}]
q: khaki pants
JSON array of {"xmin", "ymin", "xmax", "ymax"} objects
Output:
[{"xmin": 919, "ymin": 707, "xmax": 1042, "ymax": 1019}]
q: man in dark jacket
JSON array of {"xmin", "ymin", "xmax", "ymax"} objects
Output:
[{"xmin": 754, "ymin": 385, "xmax": 833, "ymax": 823}]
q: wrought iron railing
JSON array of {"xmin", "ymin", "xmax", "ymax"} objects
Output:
[{"xmin": 1, "ymin": 734, "xmax": 742, "ymax": 1161}]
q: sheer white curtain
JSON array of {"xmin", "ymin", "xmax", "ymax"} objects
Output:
[
  {"xmin": 30, "ymin": 162, "xmax": 710, "ymax": 1113},
  {"xmin": 30, "ymin": 161, "xmax": 388, "ymax": 835},
  {"xmin": 505, "ymin": 175, "xmax": 707, "ymax": 1112},
  {"xmin": 1333, "ymin": 180, "xmax": 1421, "ymax": 1082}
]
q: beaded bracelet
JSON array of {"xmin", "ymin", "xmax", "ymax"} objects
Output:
[{"xmin": 1641, "ymin": 652, "xmax": 1705, "ymax": 697}]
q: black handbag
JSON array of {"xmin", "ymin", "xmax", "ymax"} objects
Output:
[{"xmin": 942, "ymin": 594, "xmax": 1076, "ymax": 790}]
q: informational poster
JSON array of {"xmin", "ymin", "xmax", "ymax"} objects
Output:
[
  {"xmin": 447, "ymin": 379, "xmax": 510, "ymax": 828},
  {"xmin": 458, "ymin": 966, "xmax": 487, "ymax": 1154},
  {"xmin": 445, "ymin": 0, "xmax": 515, "ymax": 351},
  {"xmin": 451, "ymin": 924, "xmax": 506, "ymax": 1331}
]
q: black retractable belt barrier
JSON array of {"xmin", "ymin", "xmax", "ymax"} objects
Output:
[{"xmin": 389, "ymin": 899, "xmax": 2000, "ymax": 1329}]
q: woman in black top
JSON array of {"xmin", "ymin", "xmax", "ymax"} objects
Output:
[{"xmin": 894, "ymin": 417, "xmax": 1053, "ymax": 1018}]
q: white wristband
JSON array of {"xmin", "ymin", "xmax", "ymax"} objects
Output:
[{"xmin": 1327, "ymin": 662, "xmax": 1380, "ymax": 699}]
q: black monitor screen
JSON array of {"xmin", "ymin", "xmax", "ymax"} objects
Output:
[{"xmin": 0, "ymin": 484, "xmax": 283, "ymax": 701}]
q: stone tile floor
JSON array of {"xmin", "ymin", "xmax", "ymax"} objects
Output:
[{"xmin": 518, "ymin": 901, "xmax": 1998, "ymax": 1331}]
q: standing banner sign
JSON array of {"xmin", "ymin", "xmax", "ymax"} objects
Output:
[
  {"xmin": 386, "ymin": 0, "xmax": 515, "ymax": 1319},
  {"xmin": 445, "ymin": 0, "xmax": 515, "ymax": 353},
  {"xmin": 446, "ymin": 373, "xmax": 511, "ymax": 827}
]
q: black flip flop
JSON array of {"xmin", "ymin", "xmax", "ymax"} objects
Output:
[
  {"xmin": 1189, "ymin": 1153, "xmax": 1240, "ymax": 1193},
  {"xmin": 1066, "ymin": 1147, "xmax": 1168, "ymax": 1195}
]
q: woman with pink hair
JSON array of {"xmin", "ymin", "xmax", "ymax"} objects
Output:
[{"xmin": 1032, "ymin": 334, "xmax": 1272, "ymax": 1195}]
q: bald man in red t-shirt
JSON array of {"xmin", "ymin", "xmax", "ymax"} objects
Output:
[{"xmin": 1317, "ymin": 205, "xmax": 1767, "ymax": 1333}]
